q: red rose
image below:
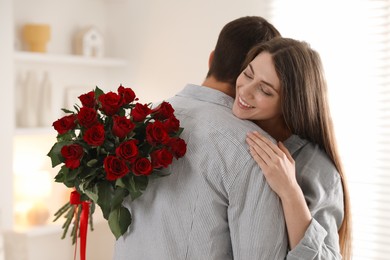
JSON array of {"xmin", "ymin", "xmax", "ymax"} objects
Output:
[
  {"xmin": 112, "ymin": 115, "xmax": 135, "ymax": 139},
  {"xmin": 130, "ymin": 103, "xmax": 152, "ymax": 122},
  {"xmin": 104, "ymin": 155, "xmax": 129, "ymax": 181},
  {"xmin": 61, "ymin": 144, "xmax": 84, "ymax": 169},
  {"xmin": 99, "ymin": 91, "xmax": 123, "ymax": 116},
  {"xmin": 151, "ymin": 148, "xmax": 173, "ymax": 168},
  {"xmin": 152, "ymin": 102, "xmax": 174, "ymax": 120},
  {"xmin": 131, "ymin": 157, "xmax": 152, "ymax": 176},
  {"xmin": 118, "ymin": 85, "xmax": 136, "ymax": 104},
  {"xmin": 77, "ymin": 107, "xmax": 98, "ymax": 128},
  {"xmin": 163, "ymin": 116, "xmax": 180, "ymax": 133},
  {"xmin": 167, "ymin": 138, "xmax": 187, "ymax": 159},
  {"xmin": 115, "ymin": 140, "xmax": 139, "ymax": 161},
  {"xmin": 78, "ymin": 91, "xmax": 96, "ymax": 108},
  {"xmin": 146, "ymin": 120, "xmax": 170, "ymax": 146},
  {"xmin": 53, "ymin": 114, "xmax": 77, "ymax": 134},
  {"xmin": 83, "ymin": 124, "xmax": 105, "ymax": 146}
]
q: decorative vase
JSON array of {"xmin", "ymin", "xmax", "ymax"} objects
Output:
[
  {"xmin": 22, "ymin": 24, "xmax": 51, "ymax": 53},
  {"xmin": 15, "ymin": 71, "xmax": 24, "ymax": 127},
  {"xmin": 22, "ymin": 70, "xmax": 39, "ymax": 127},
  {"xmin": 38, "ymin": 71, "xmax": 53, "ymax": 127},
  {"xmin": 26, "ymin": 202, "xmax": 49, "ymax": 226}
]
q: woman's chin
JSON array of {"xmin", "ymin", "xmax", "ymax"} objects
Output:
[{"xmin": 232, "ymin": 106, "xmax": 245, "ymax": 120}]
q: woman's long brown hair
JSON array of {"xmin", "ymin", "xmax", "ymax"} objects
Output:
[{"xmin": 244, "ymin": 38, "xmax": 352, "ymax": 259}]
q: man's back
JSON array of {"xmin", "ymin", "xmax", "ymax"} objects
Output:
[{"xmin": 114, "ymin": 84, "xmax": 288, "ymax": 259}]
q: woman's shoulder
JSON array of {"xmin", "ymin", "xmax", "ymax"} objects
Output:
[{"xmin": 285, "ymin": 135, "xmax": 341, "ymax": 189}]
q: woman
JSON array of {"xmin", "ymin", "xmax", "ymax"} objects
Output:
[{"xmin": 232, "ymin": 38, "xmax": 352, "ymax": 259}]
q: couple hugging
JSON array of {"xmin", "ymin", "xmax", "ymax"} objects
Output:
[{"xmin": 114, "ymin": 16, "xmax": 351, "ymax": 260}]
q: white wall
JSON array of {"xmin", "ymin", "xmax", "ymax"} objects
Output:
[
  {"xmin": 13, "ymin": 0, "xmax": 107, "ymax": 55},
  {"xmin": 268, "ymin": 0, "xmax": 378, "ymax": 189},
  {"xmin": 110, "ymin": 0, "xmax": 271, "ymax": 103},
  {"xmin": 0, "ymin": 0, "xmax": 15, "ymax": 230}
]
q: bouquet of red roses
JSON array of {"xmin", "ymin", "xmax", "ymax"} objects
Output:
[{"xmin": 47, "ymin": 85, "xmax": 187, "ymax": 245}]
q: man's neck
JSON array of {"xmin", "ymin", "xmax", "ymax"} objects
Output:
[{"xmin": 201, "ymin": 76, "xmax": 235, "ymax": 98}]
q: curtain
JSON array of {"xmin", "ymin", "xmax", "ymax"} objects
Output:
[{"xmin": 267, "ymin": 0, "xmax": 390, "ymax": 259}]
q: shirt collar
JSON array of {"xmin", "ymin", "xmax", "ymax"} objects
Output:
[
  {"xmin": 284, "ymin": 135, "xmax": 309, "ymax": 156},
  {"xmin": 176, "ymin": 84, "xmax": 234, "ymax": 109}
]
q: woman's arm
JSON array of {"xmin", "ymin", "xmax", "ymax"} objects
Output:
[{"xmin": 246, "ymin": 131, "xmax": 311, "ymax": 249}]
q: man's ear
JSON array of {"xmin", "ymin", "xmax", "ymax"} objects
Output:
[{"xmin": 208, "ymin": 50, "xmax": 215, "ymax": 69}]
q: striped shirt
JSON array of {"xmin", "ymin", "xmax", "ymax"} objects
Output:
[
  {"xmin": 284, "ymin": 135, "xmax": 344, "ymax": 259},
  {"xmin": 114, "ymin": 84, "xmax": 288, "ymax": 259}
]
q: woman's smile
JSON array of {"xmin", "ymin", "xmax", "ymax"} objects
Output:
[{"xmin": 237, "ymin": 96, "xmax": 255, "ymax": 109}]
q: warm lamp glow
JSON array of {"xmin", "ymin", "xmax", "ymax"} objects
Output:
[
  {"xmin": 14, "ymin": 170, "xmax": 52, "ymax": 227},
  {"xmin": 14, "ymin": 170, "xmax": 52, "ymax": 199}
]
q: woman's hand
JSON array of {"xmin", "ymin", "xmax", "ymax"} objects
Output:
[
  {"xmin": 246, "ymin": 131, "xmax": 299, "ymax": 200},
  {"xmin": 247, "ymin": 131, "xmax": 313, "ymax": 250}
]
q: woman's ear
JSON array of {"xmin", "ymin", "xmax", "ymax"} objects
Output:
[{"xmin": 208, "ymin": 50, "xmax": 215, "ymax": 69}]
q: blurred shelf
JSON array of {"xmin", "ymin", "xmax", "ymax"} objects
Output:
[
  {"xmin": 14, "ymin": 127, "xmax": 54, "ymax": 136},
  {"xmin": 14, "ymin": 51, "xmax": 128, "ymax": 67},
  {"xmin": 10, "ymin": 223, "xmax": 63, "ymax": 237}
]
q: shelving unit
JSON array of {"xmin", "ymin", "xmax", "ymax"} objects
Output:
[
  {"xmin": 5, "ymin": 0, "xmax": 130, "ymax": 259},
  {"xmin": 14, "ymin": 51, "xmax": 128, "ymax": 67},
  {"xmin": 14, "ymin": 127, "xmax": 54, "ymax": 136}
]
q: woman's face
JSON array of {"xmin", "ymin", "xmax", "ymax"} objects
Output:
[{"xmin": 232, "ymin": 52, "xmax": 283, "ymax": 127}]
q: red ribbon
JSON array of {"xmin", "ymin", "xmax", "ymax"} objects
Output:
[{"xmin": 70, "ymin": 191, "xmax": 90, "ymax": 260}]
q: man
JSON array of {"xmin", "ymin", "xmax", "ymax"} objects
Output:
[{"xmin": 114, "ymin": 16, "xmax": 287, "ymax": 259}]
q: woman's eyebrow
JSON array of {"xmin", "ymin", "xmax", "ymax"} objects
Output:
[{"xmin": 249, "ymin": 63, "xmax": 278, "ymax": 92}]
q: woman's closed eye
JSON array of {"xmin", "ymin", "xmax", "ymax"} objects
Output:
[
  {"xmin": 243, "ymin": 70, "xmax": 254, "ymax": 79},
  {"xmin": 258, "ymin": 84, "xmax": 273, "ymax": 96}
]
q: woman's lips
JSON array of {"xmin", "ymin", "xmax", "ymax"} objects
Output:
[{"xmin": 238, "ymin": 96, "xmax": 254, "ymax": 109}]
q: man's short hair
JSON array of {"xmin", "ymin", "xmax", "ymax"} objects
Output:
[{"xmin": 207, "ymin": 16, "xmax": 281, "ymax": 87}]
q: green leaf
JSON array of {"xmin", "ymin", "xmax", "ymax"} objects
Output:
[
  {"xmin": 122, "ymin": 175, "xmax": 148, "ymax": 201},
  {"xmin": 151, "ymin": 168, "xmax": 171, "ymax": 178},
  {"xmin": 79, "ymin": 167, "xmax": 98, "ymax": 181},
  {"xmin": 108, "ymin": 206, "xmax": 132, "ymax": 240},
  {"xmin": 97, "ymin": 181, "xmax": 114, "ymax": 219},
  {"xmin": 118, "ymin": 108, "xmax": 126, "ymax": 117},
  {"xmin": 134, "ymin": 175, "xmax": 148, "ymax": 192},
  {"xmin": 115, "ymin": 178, "xmax": 126, "ymax": 188},
  {"xmin": 89, "ymin": 202, "xmax": 95, "ymax": 231},
  {"xmin": 85, "ymin": 190, "xmax": 99, "ymax": 203},
  {"xmin": 57, "ymin": 131, "xmax": 75, "ymax": 142},
  {"xmin": 63, "ymin": 167, "xmax": 79, "ymax": 187},
  {"xmin": 73, "ymin": 105, "xmax": 80, "ymax": 113},
  {"xmin": 103, "ymin": 140, "xmax": 115, "ymax": 153},
  {"xmin": 94, "ymin": 86, "xmax": 104, "ymax": 98},
  {"xmin": 61, "ymin": 108, "xmax": 74, "ymax": 114},
  {"xmin": 111, "ymin": 187, "xmax": 129, "ymax": 210},
  {"xmin": 47, "ymin": 141, "xmax": 68, "ymax": 167},
  {"xmin": 87, "ymin": 159, "xmax": 98, "ymax": 167},
  {"xmin": 54, "ymin": 166, "xmax": 67, "ymax": 183},
  {"xmin": 177, "ymin": 127, "xmax": 184, "ymax": 136}
]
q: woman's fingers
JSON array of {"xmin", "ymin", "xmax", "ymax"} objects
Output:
[
  {"xmin": 246, "ymin": 135, "xmax": 272, "ymax": 165},
  {"xmin": 247, "ymin": 131, "xmax": 297, "ymax": 197},
  {"xmin": 249, "ymin": 146, "xmax": 267, "ymax": 168},
  {"xmin": 246, "ymin": 131, "xmax": 283, "ymax": 159},
  {"xmin": 277, "ymin": 141, "xmax": 294, "ymax": 163}
]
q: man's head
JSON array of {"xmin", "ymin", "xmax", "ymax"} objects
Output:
[{"xmin": 204, "ymin": 16, "xmax": 281, "ymax": 95}]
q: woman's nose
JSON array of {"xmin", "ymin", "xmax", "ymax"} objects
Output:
[{"xmin": 241, "ymin": 82, "xmax": 255, "ymax": 97}]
